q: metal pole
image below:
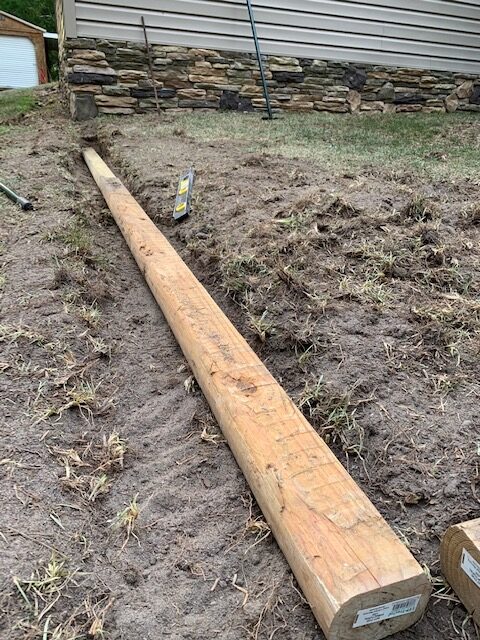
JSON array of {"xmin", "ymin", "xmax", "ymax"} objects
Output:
[
  {"xmin": 0, "ymin": 182, "xmax": 33, "ymax": 210},
  {"xmin": 245, "ymin": 0, "xmax": 274, "ymax": 120},
  {"xmin": 141, "ymin": 16, "xmax": 160, "ymax": 114}
]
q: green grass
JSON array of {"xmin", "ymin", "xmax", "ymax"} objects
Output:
[
  {"xmin": 157, "ymin": 111, "xmax": 480, "ymax": 179},
  {"xmin": 0, "ymin": 89, "xmax": 36, "ymax": 125}
]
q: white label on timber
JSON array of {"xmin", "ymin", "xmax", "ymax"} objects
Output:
[
  {"xmin": 461, "ymin": 548, "xmax": 480, "ymax": 589},
  {"xmin": 352, "ymin": 595, "xmax": 422, "ymax": 628}
]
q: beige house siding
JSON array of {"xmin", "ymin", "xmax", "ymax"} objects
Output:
[{"xmin": 61, "ymin": 0, "xmax": 480, "ymax": 74}]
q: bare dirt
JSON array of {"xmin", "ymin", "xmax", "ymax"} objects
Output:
[{"xmin": 1, "ymin": 97, "xmax": 479, "ymax": 640}]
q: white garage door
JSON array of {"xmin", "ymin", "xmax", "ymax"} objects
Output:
[{"xmin": 0, "ymin": 35, "xmax": 38, "ymax": 89}]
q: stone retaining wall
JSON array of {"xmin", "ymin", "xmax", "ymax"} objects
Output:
[{"xmin": 63, "ymin": 37, "xmax": 480, "ymax": 119}]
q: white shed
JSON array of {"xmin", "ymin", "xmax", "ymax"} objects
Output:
[{"xmin": 0, "ymin": 11, "xmax": 48, "ymax": 89}]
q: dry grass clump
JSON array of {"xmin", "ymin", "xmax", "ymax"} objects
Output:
[
  {"xmin": 339, "ymin": 274, "xmax": 393, "ymax": 307},
  {"xmin": 402, "ymin": 195, "xmax": 437, "ymax": 223},
  {"xmin": 221, "ymin": 253, "xmax": 270, "ymax": 300},
  {"xmin": 279, "ymin": 315, "xmax": 326, "ymax": 367},
  {"xmin": 242, "ymin": 153, "xmax": 269, "ymax": 167},
  {"xmin": 276, "ymin": 263, "xmax": 322, "ymax": 302},
  {"xmin": 273, "ymin": 212, "xmax": 307, "ymax": 232},
  {"xmin": 412, "ymin": 297, "xmax": 480, "ymax": 362},
  {"xmin": 325, "ymin": 195, "xmax": 361, "ymax": 218},
  {"xmin": 12, "ymin": 553, "xmax": 113, "ymax": 640},
  {"xmin": 349, "ymin": 237, "xmax": 473, "ymax": 296},
  {"xmin": 44, "ymin": 220, "xmax": 93, "ymax": 256},
  {"xmin": 246, "ymin": 309, "xmax": 275, "ymax": 343},
  {"xmin": 80, "ymin": 302, "xmax": 101, "ymax": 327},
  {"xmin": 35, "ymin": 376, "xmax": 115, "ymax": 425},
  {"xmin": 461, "ymin": 203, "xmax": 480, "ymax": 226},
  {"xmin": 0, "ymin": 323, "xmax": 46, "ymax": 346},
  {"xmin": 299, "ymin": 377, "xmax": 365, "ymax": 455},
  {"xmin": 110, "ymin": 494, "xmax": 140, "ymax": 550},
  {"xmin": 51, "ymin": 431, "xmax": 127, "ymax": 503}
]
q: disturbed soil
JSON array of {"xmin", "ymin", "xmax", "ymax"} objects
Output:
[{"xmin": 1, "ymin": 96, "xmax": 480, "ymax": 640}]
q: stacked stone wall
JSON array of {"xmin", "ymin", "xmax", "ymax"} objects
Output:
[{"xmin": 64, "ymin": 38, "xmax": 480, "ymax": 119}]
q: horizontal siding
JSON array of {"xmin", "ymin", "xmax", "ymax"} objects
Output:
[{"xmin": 67, "ymin": 0, "xmax": 480, "ymax": 73}]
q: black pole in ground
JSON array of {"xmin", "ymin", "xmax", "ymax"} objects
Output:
[{"xmin": 245, "ymin": 0, "xmax": 274, "ymax": 120}]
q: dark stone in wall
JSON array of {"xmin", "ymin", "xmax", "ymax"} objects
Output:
[
  {"xmin": 68, "ymin": 72, "xmax": 117, "ymax": 85},
  {"xmin": 178, "ymin": 100, "xmax": 220, "ymax": 109},
  {"xmin": 343, "ymin": 66, "xmax": 367, "ymax": 90},
  {"xmin": 65, "ymin": 38, "xmax": 96, "ymax": 50},
  {"xmin": 238, "ymin": 97, "xmax": 254, "ymax": 112},
  {"xmin": 377, "ymin": 82, "xmax": 395, "ymax": 102},
  {"xmin": 220, "ymin": 90, "xmax": 239, "ymax": 110},
  {"xmin": 271, "ymin": 71, "xmax": 305, "ymax": 83},
  {"xmin": 394, "ymin": 92, "xmax": 426, "ymax": 104},
  {"xmin": 470, "ymin": 86, "xmax": 480, "ymax": 104},
  {"xmin": 131, "ymin": 88, "xmax": 176, "ymax": 98},
  {"xmin": 110, "ymin": 61, "xmax": 149, "ymax": 72},
  {"xmin": 219, "ymin": 91, "xmax": 255, "ymax": 112},
  {"xmin": 71, "ymin": 93, "xmax": 98, "ymax": 121},
  {"xmin": 361, "ymin": 92, "xmax": 379, "ymax": 102}
]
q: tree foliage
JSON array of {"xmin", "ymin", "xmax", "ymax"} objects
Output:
[{"xmin": 1, "ymin": 0, "xmax": 56, "ymax": 32}]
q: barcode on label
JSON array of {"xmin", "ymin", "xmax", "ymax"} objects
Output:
[
  {"xmin": 391, "ymin": 597, "xmax": 419, "ymax": 614},
  {"xmin": 461, "ymin": 549, "xmax": 480, "ymax": 589},
  {"xmin": 353, "ymin": 595, "xmax": 422, "ymax": 628}
]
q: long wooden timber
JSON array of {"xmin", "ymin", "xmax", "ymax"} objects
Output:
[
  {"xmin": 83, "ymin": 148, "xmax": 431, "ymax": 639},
  {"xmin": 441, "ymin": 518, "xmax": 480, "ymax": 625}
]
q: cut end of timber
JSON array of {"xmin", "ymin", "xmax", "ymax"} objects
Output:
[
  {"xmin": 441, "ymin": 518, "xmax": 480, "ymax": 625},
  {"xmin": 328, "ymin": 573, "xmax": 431, "ymax": 640},
  {"xmin": 83, "ymin": 147, "xmax": 432, "ymax": 640}
]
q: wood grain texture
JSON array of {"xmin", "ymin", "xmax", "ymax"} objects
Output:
[
  {"xmin": 441, "ymin": 518, "xmax": 480, "ymax": 625},
  {"xmin": 83, "ymin": 147, "xmax": 431, "ymax": 640}
]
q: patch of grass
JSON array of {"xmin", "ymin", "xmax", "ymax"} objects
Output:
[
  {"xmin": 155, "ymin": 111, "xmax": 480, "ymax": 179},
  {"xmin": 221, "ymin": 254, "xmax": 270, "ymax": 300},
  {"xmin": 280, "ymin": 314, "xmax": 325, "ymax": 366},
  {"xmin": 12, "ymin": 553, "xmax": 77, "ymax": 635},
  {"xmin": 45, "ymin": 220, "xmax": 93, "ymax": 256},
  {"xmin": 51, "ymin": 431, "xmax": 127, "ymax": 503},
  {"xmin": 111, "ymin": 495, "xmax": 140, "ymax": 550},
  {"xmin": 351, "ymin": 237, "xmax": 473, "ymax": 296},
  {"xmin": 402, "ymin": 195, "xmax": 436, "ymax": 223},
  {"xmin": 15, "ymin": 553, "xmax": 71, "ymax": 599},
  {"xmin": 339, "ymin": 274, "xmax": 393, "ymax": 307},
  {"xmin": 326, "ymin": 195, "xmax": 361, "ymax": 218},
  {"xmin": 355, "ymin": 242, "xmax": 398, "ymax": 278},
  {"xmin": 462, "ymin": 203, "xmax": 480, "ymax": 226},
  {"xmin": 200, "ymin": 425, "xmax": 225, "ymax": 446},
  {"xmin": 276, "ymin": 263, "xmax": 320, "ymax": 301},
  {"xmin": 299, "ymin": 376, "xmax": 365, "ymax": 455},
  {"xmin": 87, "ymin": 334, "xmax": 112, "ymax": 358},
  {"xmin": 80, "ymin": 302, "xmax": 101, "ymax": 327},
  {"xmin": 0, "ymin": 89, "xmax": 36, "ymax": 124},
  {"xmin": 13, "ymin": 554, "xmax": 112, "ymax": 640},
  {"xmin": 36, "ymin": 378, "xmax": 114, "ymax": 425},
  {"xmin": 274, "ymin": 213, "xmax": 306, "ymax": 231},
  {"xmin": 246, "ymin": 309, "xmax": 275, "ymax": 343},
  {"xmin": 102, "ymin": 431, "xmax": 127, "ymax": 470},
  {"xmin": 65, "ymin": 380, "xmax": 101, "ymax": 415},
  {"xmin": 413, "ymin": 298, "xmax": 480, "ymax": 362},
  {"xmin": 0, "ymin": 323, "xmax": 46, "ymax": 346}
]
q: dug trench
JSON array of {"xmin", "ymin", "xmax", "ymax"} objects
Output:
[{"xmin": 1, "ymin": 99, "xmax": 479, "ymax": 640}]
